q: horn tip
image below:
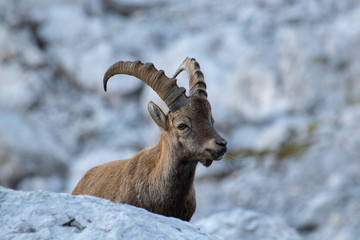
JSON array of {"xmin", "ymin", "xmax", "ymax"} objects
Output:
[{"xmin": 103, "ymin": 77, "xmax": 108, "ymax": 92}]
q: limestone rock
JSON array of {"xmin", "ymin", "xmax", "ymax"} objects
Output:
[
  {"xmin": 0, "ymin": 108, "xmax": 68, "ymax": 190},
  {"xmin": 0, "ymin": 186, "xmax": 215, "ymax": 240},
  {"xmin": 196, "ymin": 208, "xmax": 301, "ymax": 240}
]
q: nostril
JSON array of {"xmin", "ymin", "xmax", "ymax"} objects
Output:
[{"xmin": 216, "ymin": 139, "xmax": 227, "ymax": 147}]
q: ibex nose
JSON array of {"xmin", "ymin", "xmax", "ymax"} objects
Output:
[{"xmin": 216, "ymin": 139, "xmax": 227, "ymax": 147}]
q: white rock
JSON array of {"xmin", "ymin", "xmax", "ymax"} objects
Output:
[
  {"xmin": 0, "ymin": 25, "xmax": 18, "ymax": 62},
  {"xmin": 196, "ymin": 208, "xmax": 301, "ymax": 240},
  {"xmin": 0, "ymin": 108, "xmax": 68, "ymax": 189},
  {"xmin": 195, "ymin": 105, "xmax": 360, "ymax": 240},
  {"xmin": 229, "ymin": 58, "xmax": 289, "ymax": 120},
  {"xmin": 0, "ymin": 186, "xmax": 215, "ymax": 240},
  {"xmin": 255, "ymin": 116, "xmax": 310, "ymax": 151},
  {"xmin": 37, "ymin": 4, "xmax": 120, "ymax": 93},
  {"xmin": 39, "ymin": 4, "xmax": 102, "ymax": 46},
  {"xmin": 0, "ymin": 64, "xmax": 41, "ymax": 111},
  {"xmin": 228, "ymin": 126, "xmax": 262, "ymax": 151},
  {"xmin": 17, "ymin": 175, "xmax": 64, "ymax": 192},
  {"xmin": 293, "ymin": 191, "xmax": 339, "ymax": 231}
]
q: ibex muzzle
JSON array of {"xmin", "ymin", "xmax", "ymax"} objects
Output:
[{"xmin": 72, "ymin": 57, "xmax": 227, "ymax": 221}]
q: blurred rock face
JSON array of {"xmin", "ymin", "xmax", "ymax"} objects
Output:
[
  {"xmin": 195, "ymin": 208, "xmax": 301, "ymax": 240},
  {"xmin": 1, "ymin": 0, "xmax": 360, "ymax": 239}
]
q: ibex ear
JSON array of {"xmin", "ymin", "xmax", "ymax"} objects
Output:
[{"xmin": 148, "ymin": 101, "xmax": 167, "ymax": 130}]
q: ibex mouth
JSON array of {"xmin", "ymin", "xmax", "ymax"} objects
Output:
[
  {"xmin": 204, "ymin": 160, "xmax": 212, "ymax": 167},
  {"xmin": 201, "ymin": 148, "xmax": 226, "ymax": 167},
  {"xmin": 202, "ymin": 159, "xmax": 213, "ymax": 167},
  {"xmin": 206, "ymin": 148, "xmax": 227, "ymax": 160}
]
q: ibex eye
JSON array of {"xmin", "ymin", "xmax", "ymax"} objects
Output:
[{"xmin": 177, "ymin": 124, "xmax": 187, "ymax": 130}]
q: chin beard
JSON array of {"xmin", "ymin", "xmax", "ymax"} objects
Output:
[{"xmin": 201, "ymin": 159, "xmax": 213, "ymax": 167}]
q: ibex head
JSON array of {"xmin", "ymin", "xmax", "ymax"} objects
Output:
[{"xmin": 103, "ymin": 57, "xmax": 227, "ymax": 167}]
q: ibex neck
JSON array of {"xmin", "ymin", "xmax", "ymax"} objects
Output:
[
  {"xmin": 146, "ymin": 135, "xmax": 197, "ymax": 221},
  {"xmin": 156, "ymin": 135, "xmax": 197, "ymax": 188}
]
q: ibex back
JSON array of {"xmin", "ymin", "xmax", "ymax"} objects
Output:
[{"xmin": 72, "ymin": 57, "xmax": 227, "ymax": 221}]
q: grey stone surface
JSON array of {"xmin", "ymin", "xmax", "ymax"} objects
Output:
[
  {"xmin": 0, "ymin": 186, "xmax": 215, "ymax": 240},
  {"xmin": 193, "ymin": 106, "xmax": 360, "ymax": 240},
  {"xmin": 196, "ymin": 208, "xmax": 301, "ymax": 240},
  {"xmin": 0, "ymin": 108, "xmax": 68, "ymax": 190}
]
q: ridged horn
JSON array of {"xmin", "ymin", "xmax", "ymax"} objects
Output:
[
  {"xmin": 173, "ymin": 57, "xmax": 207, "ymax": 98},
  {"xmin": 103, "ymin": 60, "xmax": 187, "ymax": 111}
]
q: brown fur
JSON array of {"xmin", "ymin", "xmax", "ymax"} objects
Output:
[{"xmin": 73, "ymin": 75, "xmax": 227, "ymax": 222}]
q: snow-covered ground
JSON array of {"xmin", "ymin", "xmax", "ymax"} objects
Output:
[{"xmin": 1, "ymin": 0, "xmax": 360, "ymax": 239}]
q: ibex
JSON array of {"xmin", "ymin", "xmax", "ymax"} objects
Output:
[{"xmin": 72, "ymin": 57, "xmax": 227, "ymax": 221}]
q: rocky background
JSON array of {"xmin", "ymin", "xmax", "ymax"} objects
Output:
[{"xmin": 1, "ymin": 0, "xmax": 360, "ymax": 239}]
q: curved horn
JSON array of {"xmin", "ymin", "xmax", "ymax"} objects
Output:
[
  {"xmin": 103, "ymin": 60, "xmax": 187, "ymax": 111},
  {"xmin": 173, "ymin": 57, "xmax": 207, "ymax": 98}
]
